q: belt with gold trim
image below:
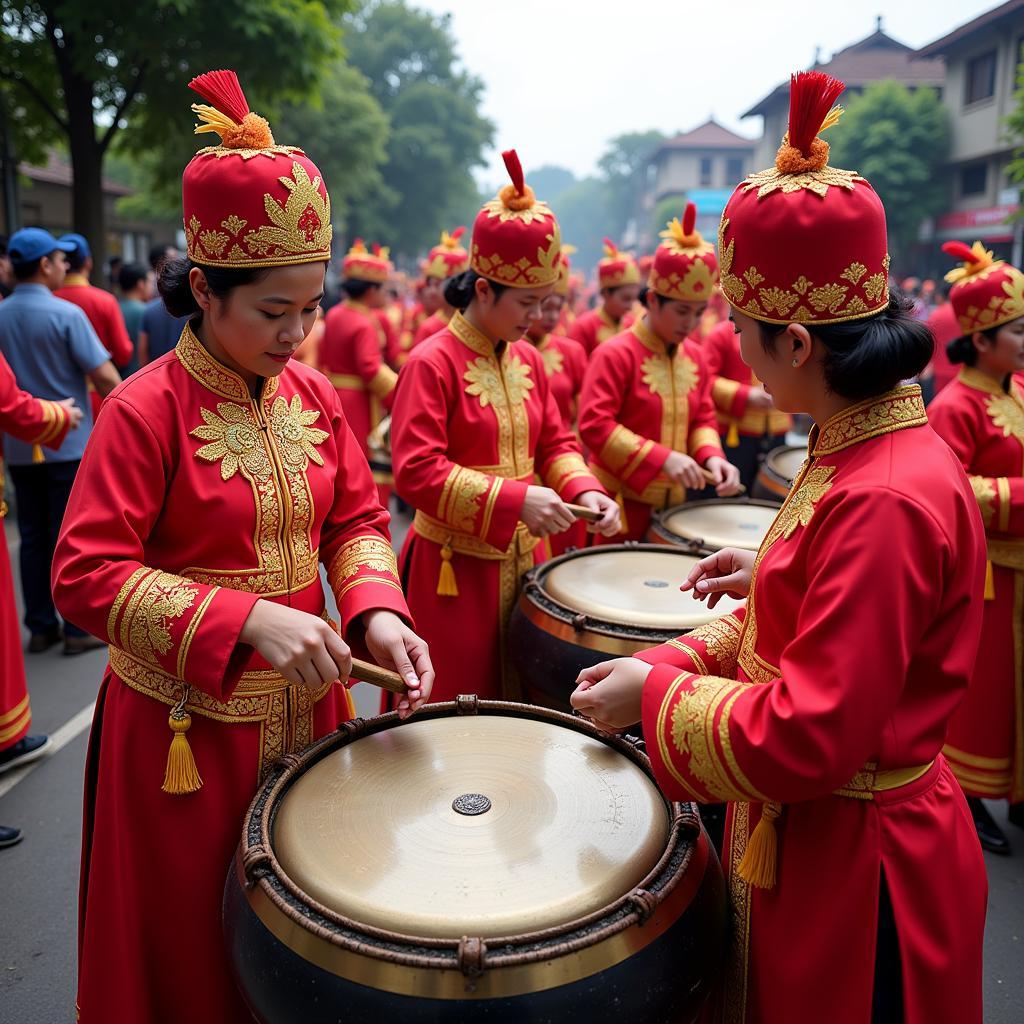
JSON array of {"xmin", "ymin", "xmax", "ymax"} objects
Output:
[
  {"xmin": 412, "ymin": 511, "xmax": 540, "ymax": 561},
  {"xmin": 987, "ymin": 536, "xmax": 1024, "ymax": 572},
  {"xmin": 832, "ymin": 759, "xmax": 934, "ymax": 800}
]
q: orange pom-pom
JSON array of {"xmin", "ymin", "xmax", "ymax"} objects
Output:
[
  {"xmin": 499, "ymin": 181, "xmax": 536, "ymax": 211},
  {"xmin": 775, "ymin": 136, "xmax": 830, "ymax": 174},
  {"xmin": 220, "ymin": 111, "xmax": 274, "ymax": 150}
]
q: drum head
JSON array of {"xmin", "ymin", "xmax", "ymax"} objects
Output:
[
  {"xmin": 273, "ymin": 716, "xmax": 669, "ymax": 939},
  {"xmin": 659, "ymin": 501, "xmax": 777, "ymax": 553},
  {"xmin": 767, "ymin": 446, "xmax": 806, "ymax": 484},
  {"xmin": 542, "ymin": 548, "xmax": 744, "ymax": 629}
]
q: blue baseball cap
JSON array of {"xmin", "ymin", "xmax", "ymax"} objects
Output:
[
  {"xmin": 8, "ymin": 227, "xmax": 77, "ymax": 265},
  {"xmin": 59, "ymin": 232, "xmax": 91, "ymax": 260}
]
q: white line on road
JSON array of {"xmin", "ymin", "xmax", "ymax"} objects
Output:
[{"xmin": 0, "ymin": 701, "xmax": 95, "ymax": 801}]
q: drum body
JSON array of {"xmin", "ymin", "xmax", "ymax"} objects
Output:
[
  {"xmin": 509, "ymin": 544, "xmax": 745, "ymax": 711},
  {"xmin": 646, "ymin": 498, "xmax": 779, "ymax": 555},
  {"xmin": 752, "ymin": 444, "xmax": 805, "ymax": 501},
  {"xmin": 224, "ymin": 700, "xmax": 727, "ymax": 1024}
]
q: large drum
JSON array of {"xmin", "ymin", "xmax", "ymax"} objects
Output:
[
  {"xmin": 646, "ymin": 498, "xmax": 779, "ymax": 555},
  {"xmin": 509, "ymin": 544, "xmax": 745, "ymax": 711},
  {"xmin": 224, "ymin": 699, "xmax": 727, "ymax": 1024},
  {"xmin": 752, "ymin": 444, "xmax": 805, "ymax": 501}
]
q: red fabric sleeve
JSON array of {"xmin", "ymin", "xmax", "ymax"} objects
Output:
[
  {"xmin": 703, "ymin": 322, "xmax": 751, "ymax": 418},
  {"xmin": 686, "ymin": 342, "xmax": 727, "ymax": 464},
  {"xmin": 634, "ymin": 608, "xmax": 747, "ymax": 676},
  {"xmin": 0, "ymin": 353, "xmax": 71, "ymax": 449}
]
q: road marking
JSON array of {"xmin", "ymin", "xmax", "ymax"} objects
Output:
[{"xmin": 0, "ymin": 701, "xmax": 95, "ymax": 801}]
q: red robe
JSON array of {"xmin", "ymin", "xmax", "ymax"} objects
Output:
[
  {"xmin": 567, "ymin": 305, "xmax": 623, "ymax": 356},
  {"xmin": 0, "ymin": 355, "xmax": 70, "ymax": 752},
  {"xmin": 411, "ymin": 307, "xmax": 452, "ymax": 349},
  {"xmin": 578, "ymin": 316, "xmax": 724, "ymax": 541},
  {"xmin": 928, "ymin": 367, "xmax": 1024, "ymax": 800},
  {"xmin": 926, "ymin": 302, "xmax": 961, "ymax": 397},
  {"xmin": 396, "ymin": 301, "xmax": 427, "ymax": 367},
  {"xmin": 637, "ymin": 386, "xmax": 987, "ymax": 1024},
  {"xmin": 52, "ymin": 323, "xmax": 410, "ymax": 1024},
  {"xmin": 391, "ymin": 311, "xmax": 603, "ymax": 701}
]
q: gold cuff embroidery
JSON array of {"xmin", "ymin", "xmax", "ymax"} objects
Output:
[
  {"xmin": 116, "ymin": 569, "xmax": 202, "ymax": 666},
  {"xmin": 712, "ymin": 377, "xmax": 740, "ymax": 412},
  {"xmin": 686, "ymin": 614, "xmax": 743, "ymax": 677},
  {"xmin": 544, "ymin": 453, "xmax": 593, "ymax": 494},
  {"xmin": 327, "ymin": 536, "xmax": 400, "ymax": 598},
  {"xmin": 997, "ymin": 476, "xmax": 1012, "ymax": 534},
  {"xmin": 437, "ymin": 465, "xmax": 492, "ymax": 534},
  {"xmin": 665, "ymin": 639, "xmax": 709, "ymax": 675},
  {"xmin": 368, "ymin": 364, "xmax": 398, "ymax": 398},
  {"xmin": 599, "ymin": 424, "xmax": 653, "ymax": 478},
  {"xmin": 689, "ymin": 427, "xmax": 722, "ymax": 458},
  {"xmin": 969, "ymin": 476, "xmax": 995, "ymax": 528}
]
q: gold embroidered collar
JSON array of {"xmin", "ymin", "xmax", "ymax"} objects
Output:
[
  {"xmin": 958, "ymin": 366, "xmax": 1011, "ymax": 396},
  {"xmin": 811, "ymin": 385, "xmax": 927, "ymax": 457},
  {"xmin": 631, "ymin": 315, "xmax": 670, "ymax": 356},
  {"xmin": 343, "ymin": 299, "xmax": 372, "ymax": 316},
  {"xmin": 176, "ymin": 322, "xmax": 279, "ymax": 404},
  {"xmin": 450, "ymin": 310, "xmax": 498, "ymax": 358}
]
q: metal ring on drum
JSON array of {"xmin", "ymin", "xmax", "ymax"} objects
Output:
[
  {"xmin": 752, "ymin": 444, "xmax": 806, "ymax": 502},
  {"xmin": 509, "ymin": 544, "xmax": 746, "ymax": 713},
  {"xmin": 646, "ymin": 498, "xmax": 780, "ymax": 555},
  {"xmin": 224, "ymin": 699, "xmax": 728, "ymax": 1024}
]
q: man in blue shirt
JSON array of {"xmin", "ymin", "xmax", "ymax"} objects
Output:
[
  {"xmin": 0, "ymin": 228, "xmax": 121, "ymax": 655},
  {"xmin": 138, "ymin": 243, "xmax": 188, "ymax": 365}
]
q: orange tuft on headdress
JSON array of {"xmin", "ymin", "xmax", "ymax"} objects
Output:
[
  {"xmin": 942, "ymin": 240, "xmax": 996, "ymax": 283},
  {"xmin": 774, "ymin": 71, "xmax": 845, "ymax": 174},
  {"xmin": 189, "ymin": 69, "xmax": 274, "ymax": 150},
  {"xmin": 498, "ymin": 149, "xmax": 537, "ymax": 211}
]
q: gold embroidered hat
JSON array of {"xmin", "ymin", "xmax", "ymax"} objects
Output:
[
  {"xmin": 423, "ymin": 227, "xmax": 471, "ymax": 280},
  {"xmin": 649, "ymin": 202, "xmax": 718, "ymax": 303},
  {"xmin": 182, "ymin": 70, "xmax": 331, "ymax": 268},
  {"xmin": 554, "ymin": 243, "xmax": 577, "ymax": 297},
  {"xmin": 471, "ymin": 150, "xmax": 561, "ymax": 288},
  {"xmin": 597, "ymin": 238, "xmax": 640, "ymax": 289},
  {"xmin": 942, "ymin": 241, "xmax": 1024, "ymax": 335},
  {"xmin": 342, "ymin": 239, "xmax": 392, "ymax": 284},
  {"xmin": 718, "ymin": 71, "xmax": 889, "ymax": 325}
]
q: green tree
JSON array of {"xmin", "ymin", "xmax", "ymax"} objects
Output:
[
  {"xmin": 343, "ymin": 0, "xmax": 493, "ymax": 258},
  {"xmin": 553, "ymin": 177, "xmax": 613, "ymax": 274},
  {"xmin": 0, "ymin": 0, "xmax": 349, "ymax": 271},
  {"xmin": 597, "ymin": 129, "xmax": 665, "ymax": 242},
  {"xmin": 651, "ymin": 195, "xmax": 683, "ymax": 240},
  {"xmin": 827, "ymin": 80, "xmax": 949, "ymax": 269},
  {"xmin": 529, "ymin": 165, "xmax": 576, "ymax": 207}
]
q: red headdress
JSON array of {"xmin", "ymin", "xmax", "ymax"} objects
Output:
[
  {"xmin": 423, "ymin": 227, "xmax": 471, "ymax": 280},
  {"xmin": 597, "ymin": 238, "xmax": 640, "ymax": 289},
  {"xmin": 342, "ymin": 239, "xmax": 392, "ymax": 284},
  {"xmin": 942, "ymin": 240, "xmax": 1024, "ymax": 336},
  {"xmin": 649, "ymin": 202, "xmax": 718, "ymax": 303}
]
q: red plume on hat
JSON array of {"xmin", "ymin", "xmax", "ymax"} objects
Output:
[
  {"xmin": 648, "ymin": 201, "xmax": 718, "ymax": 302},
  {"xmin": 942, "ymin": 239, "xmax": 1024, "ymax": 335}
]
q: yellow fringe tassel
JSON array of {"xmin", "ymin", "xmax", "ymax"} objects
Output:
[
  {"xmin": 31, "ymin": 444, "xmax": 44, "ymax": 464},
  {"xmin": 725, "ymin": 421, "xmax": 740, "ymax": 448},
  {"xmin": 984, "ymin": 560, "xmax": 995, "ymax": 601},
  {"xmin": 162, "ymin": 709, "xmax": 203, "ymax": 795},
  {"xmin": 437, "ymin": 540, "xmax": 459, "ymax": 597},
  {"xmin": 737, "ymin": 801, "xmax": 781, "ymax": 888},
  {"xmin": 615, "ymin": 491, "xmax": 629, "ymax": 535}
]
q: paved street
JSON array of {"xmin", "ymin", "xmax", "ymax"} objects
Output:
[{"xmin": 1, "ymin": 515, "xmax": 1022, "ymax": 1023}]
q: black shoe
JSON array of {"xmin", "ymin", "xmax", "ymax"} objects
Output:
[
  {"xmin": 967, "ymin": 796, "xmax": 1012, "ymax": 855},
  {"xmin": 27, "ymin": 627, "xmax": 61, "ymax": 653},
  {"xmin": 62, "ymin": 634, "xmax": 106, "ymax": 656},
  {"xmin": 1008, "ymin": 803, "xmax": 1024, "ymax": 830},
  {"xmin": 0, "ymin": 825, "xmax": 23, "ymax": 849},
  {"xmin": 0, "ymin": 735, "xmax": 51, "ymax": 775}
]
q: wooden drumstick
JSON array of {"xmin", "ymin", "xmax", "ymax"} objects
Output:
[
  {"xmin": 566, "ymin": 503, "xmax": 602, "ymax": 523},
  {"xmin": 700, "ymin": 468, "xmax": 747, "ymax": 495},
  {"xmin": 351, "ymin": 657, "xmax": 408, "ymax": 695}
]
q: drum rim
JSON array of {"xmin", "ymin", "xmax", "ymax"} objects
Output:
[
  {"xmin": 763, "ymin": 444, "xmax": 806, "ymax": 475},
  {"xmin": 233, "ymin": 698, "xmax": 706, "ymax": 995},
  {"xmin": 647, "ymin": 498, "xmax": 783, "ymax": 550}
]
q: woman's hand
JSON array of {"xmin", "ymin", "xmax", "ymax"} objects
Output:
[
  {"xmin": 679, "ymin": 547, "xmax": 756, "ymax": 609},
  {"xmin": 240, "ymin": 601, "xmax": 352, "ymax": 690},
  {"xmin": 569, "ymin": 658, "xmax": 653, "ymax": 732},
  {"xmin": 59, "ymin": 397, "xmax": 84, "ymax": 430},
  {"xmin": 575, "ymin": 489, "xmax": 621, "ymax": 537},
  {"xmin": 663, "ymin": 451, "xmax": 705, "ymax": 490},
  {"xmin": 705, "ymin": 456, "xmax": 743, "ymax": 497},
  {"xmin": 362, "ymin": 609, "xmax": 435, "ymax": 720},
  {"xmin": 521, "ymin": 485, "xmax": 576, "ymax": 538}
]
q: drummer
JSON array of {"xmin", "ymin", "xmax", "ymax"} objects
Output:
[
  {"xmin": 703, "ymin": 315, "xmax": 791, "ymax": 490},
  {"xmin": 396, "ymin": 267, "xmax": 442, "ymax": 367},
  {"xmin": 408, "ymin": 227, "xmax": 470, "ymax": 350},
  {"xmin": 571, "ymin": 71, "xmax": 987, "ymax": 1023},
  {"xmin": 578, "ymin": 202, "xmax": 742, "ymax": 542},
  {"xmin": 928, "ymin": 240, "xmax": 1024, "ymax": 855},
  {"xmin": 391, "ymin": 150, "xmax": 619, "ymax": 702},
  {"xmin": 51, "ymin": 70, "xmax": 433, "ymax": 1024},
  {"xmin": 567, "ymin": 238, "xmax": 640, "ymax": 356}
]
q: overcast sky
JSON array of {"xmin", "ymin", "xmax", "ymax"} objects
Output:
[{"xmin": 415, "ymin": 0, "xmax": 1004, "ymax": 185}]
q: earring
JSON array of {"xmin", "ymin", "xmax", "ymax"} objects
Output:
[{"xmin": 791, "ymin": 359, "xmax": 798, "ymax": 367}]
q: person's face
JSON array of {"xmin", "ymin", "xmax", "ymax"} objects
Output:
[
  {"xmin": 41, "ymin": 251, "xmax": 68, "ymax": 290},
  {"xmin": 733, "ymin": 307, "xmax": 811, "ymax": 414},
  {"xmin": 603, "ymin": 284, "xmax": 640, "ymax": 320},
  {"xmin": 475, "ymin": 278, "xmax": 554, "ymax": 343},
  {"xmin": 362, "ymin": 283, "xmax": 385, "ymax": 309},
  {"xmin": 194, "ymin": 262, "xmax": 326, "ymax": 386},
  {"xmin": 646, "ymin": 295, "xmax": 707, "ymax": 344},
  {"xmin": 420, "ymin": 276, "xmax": 444, "ymax": 314},
  {"xmin": 0, "ymin": 254, "xmax": 12, "ymax": 288},
  {"xmin": 527, "ymin": 294, "xmax": 565, "ymax": 339},
  {"xmin": 975, "ymin": 316, "xmax": 1024, "ymax": 376}
]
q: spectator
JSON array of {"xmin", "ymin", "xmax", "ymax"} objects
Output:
[
  {"xmin": 0, "ymin": 227, "xmax": 120, "ymax": 655},
  {"xmin": 106, "ymin": 255, "xmax": 123, "ymax": 294},
  {"xmin": 117, "ymin": 262, "xmax": 151, "ymax": 357},
  {"xmin": 0, "ymin": 236, "xmax": 13, "ymax": 299},
  {"xmin": 138, "ymin": 243, "xmax": 188, "ymax": 365}
]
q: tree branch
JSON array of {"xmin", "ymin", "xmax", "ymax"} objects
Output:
[
  {"xmin": 0, "ymin": 70, "xmax": 69, "ymax": 133},
  {"xmin": 99, "ymin": 60, "xmax": 148, "ymax": 155}
]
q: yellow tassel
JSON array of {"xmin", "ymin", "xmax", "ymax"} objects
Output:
[
  {"xmin": 31, "ymin": 444, "xmax": 44, "ymax": 464},
  {"xmin": 726, "ymin": 421, "xmax": 740, "ymax": 448},
  {"xmin": 984, "ymin": 560, "xmax": 996, "ymax": 601},
  {"xmin": 162, "ymin": 709, "xmax": 203, "ymax": 795},
  {"xmin": 437, "ymin": 540, "xmax": 459, "ymax": 597},
  {"xmin": 737, "ymin": 801, "xmax": 781, "ymax": 888},
  {"xmin": 615, "ymin": 491, "xmax": 630, "ymax": 535}
]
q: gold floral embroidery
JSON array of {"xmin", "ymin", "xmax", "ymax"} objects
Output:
[
  {"xmin": 221, "ymin": 215, "xmax": 247, "ymax": 236},
  {"xmin": 687, "ymin": 615, "xmax": 743, "ymax": 677},
  {"xmin": 741, "ymin": 163, "xmax": 863, "ymax": 199},
  {"xmin": 479, "ymin": 197, "xmax": 556, "ymax": 225},
  {"xmin": 636, "ymin": 320, "xmax": 699, "ymax": 451},
  {"xmin": 465, "ymin": 355, "xmax": 534, "ymax": 408},
  {"xmin": 471, "ymin": 227, "xmax": 561, "ymax": 287},
  {"xmin": 764, "ymin": 465, "xmax": 836, "ymax": 546},
  {"xmin": 986, "ymin": 392, "xmax": 1024, "ymax": 443},
  {"xmin": 813, "ymin": 386, "xmax": 928, "ymax": 456},
  {"xmin": 329, "ymin": 536, "xmax": 399, "ymax": 582},
  {"xmin": 758, "ymin": 286, "xmax": 798, "ymax": 318},
  {"xmin": 539, "ymin": 343, "xmax": 564, "ymax": 377},
  {"xmin": 969, "ymin": 476, "xmax": 996, "ymax": 528},
  {"xmin": 120, "ymin": 570, "xmax": 199, "ymax": 665},
  {"xmin": 196, "ymin": 143, "xmax": 304, "ymax": 162},
  {"xmin": 199, "ymin": 230, "xmax": 230, "ymax": 257},
  {"xmin": 809, "ymin": 282, "xmax": 848, "ymax": 314},
  {"xmin": 743, "ymin": 267, "xmax": 764, "ymax": 290},
  {"xmin": 841, "ymin": 262, "xmax": 867, "ymax": 285},
  {"xmin": 437, "ymin": 465, "xmax": 492, "ymax": 534}
]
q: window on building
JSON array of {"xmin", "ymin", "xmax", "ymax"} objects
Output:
[
  {"xmin": 725, "ymin": 157, "xmax": 744, "ymax": 185},
  {"xmin": 964, "ymin": 50, "xmax": 997, "ymax": 105},
  {"xmin": 699, "ymin": 157, "xmax": 713, "ymax": 187},
  {"xmin": 960, "ymin": 162, "xmax": 988, "ymax": 197}
]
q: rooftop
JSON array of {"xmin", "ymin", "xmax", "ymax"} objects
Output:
[
  {"xmin": 19, "ymin": 152, "xmax": 134, "ymax": 198},
  {"xmin": 916, "ymin": 0, "xmax": 1024, "ymax": 57},
  {"xmin": 657, "ymin": 118, "xmax": 756, "ymax": 153}
]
